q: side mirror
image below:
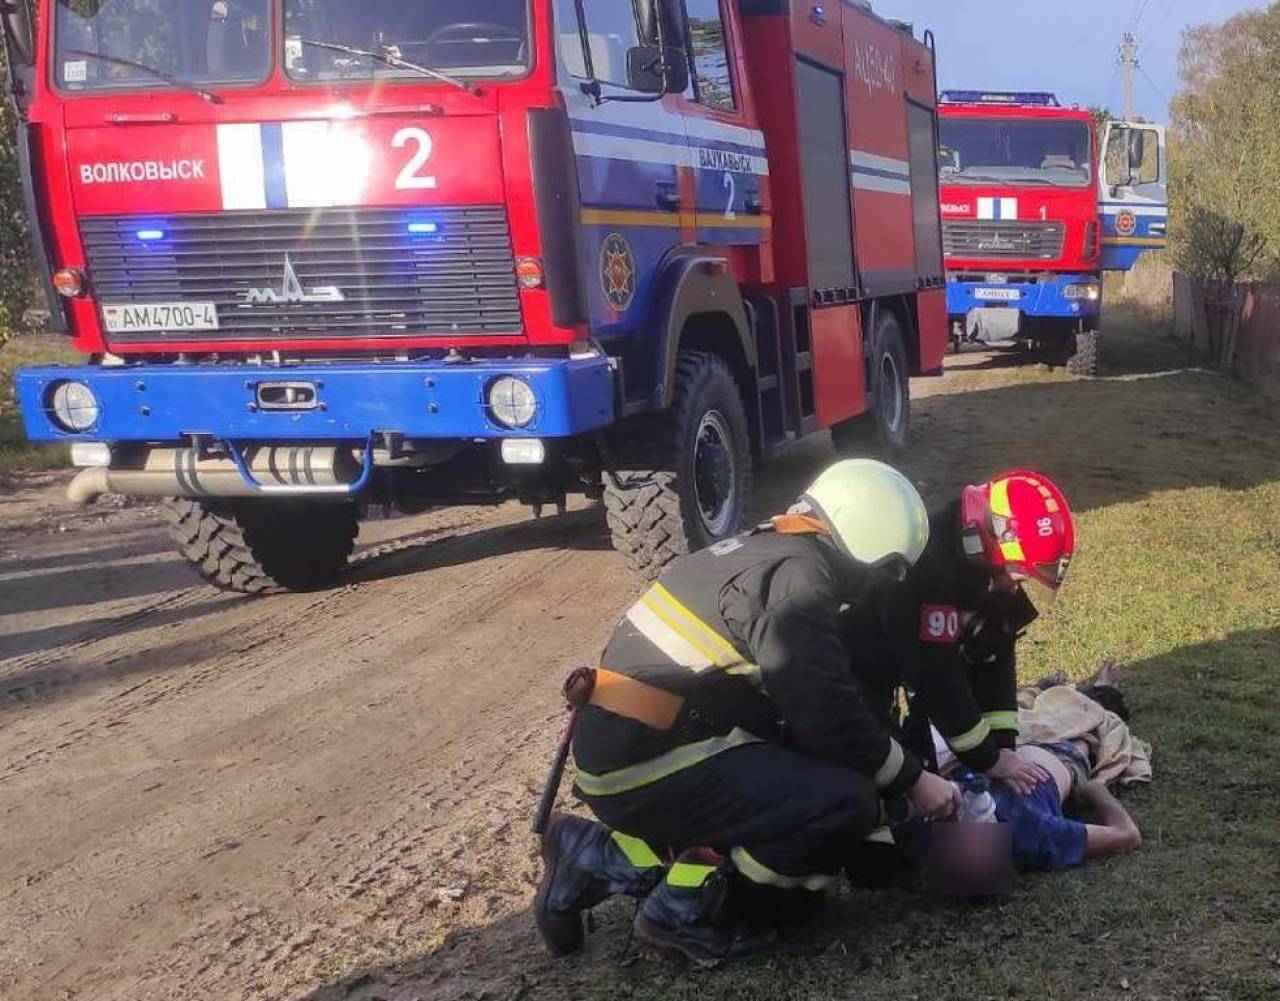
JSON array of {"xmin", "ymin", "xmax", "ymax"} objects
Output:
[
  {"xmin": 1, "ymin": 0, "xmax": 35, "ymax": 66},
  {"xmin": 1127, "ymin": 129, "xmax": 1146, "ymax": 172},
  {"xmin": 625, "ymin": 45, "xmax": 689, "ymax": 95}
]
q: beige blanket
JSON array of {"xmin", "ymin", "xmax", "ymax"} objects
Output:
[{"xmin": 1016, "ymin": 685, "xmax": 1153, "ymax": 786}]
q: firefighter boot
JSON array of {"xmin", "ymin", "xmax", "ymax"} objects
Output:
[
  {"xmin": 535, "ymin": 812, "xmax": 665, "ymax": 956},
  {"xmin": 633, "ymin": 850, "xmax": 780, "ymax": 965}
]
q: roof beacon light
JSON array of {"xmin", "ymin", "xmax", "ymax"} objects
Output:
[{"xmin": 939, "ymin": 91, "xmax": 1061, "ymax": 108}]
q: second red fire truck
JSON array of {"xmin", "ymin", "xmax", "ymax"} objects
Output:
[
  {"xmin": 937, "ymin": 91, "xmax": 1168, "ymax": 374},
  {"xmin": 5, "ymin": 0, "xmax": 947, "ymax": 591}
]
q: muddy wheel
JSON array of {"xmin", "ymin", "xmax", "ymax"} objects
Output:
[
  {"xmin": 1066, "ymin": 330, "xmax": 1100, "ymax": 377},
  {"xmin": 163, "ymin": 497, "xmax": 359, "ymax": 594},
  {"xmin": 831, "ymin": 310, "xmax": 911, "ymax": 455},
  {"xmin": 603, "ymin": 351, "xmax": 753, "ymax": 579}
]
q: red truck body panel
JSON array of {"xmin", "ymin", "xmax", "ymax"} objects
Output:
[{"xmin": 938, "ymin": 102, "xmax": 1100, "ymax": 275}]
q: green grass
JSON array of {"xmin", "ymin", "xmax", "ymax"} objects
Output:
[
  {"xmin": 497, "ymin": 312, "xmax": 1280, "ymax": 1001},
  {"xmin": 0, "ymin": 333, "xmax": 83, "ymax": 478}
]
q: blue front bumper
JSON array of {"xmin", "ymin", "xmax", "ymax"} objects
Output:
[
  {"xmin": 946, "ymin": 274, "xmax": 1101, "ymax": 320},
  {"xmin": 15, "ymin": 355, "xmax": 615, "ymax": 443}
]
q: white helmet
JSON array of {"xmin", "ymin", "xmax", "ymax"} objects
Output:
[{"xmin": 797, "ymin": 459, "xmax": 930, "ymax": 568}]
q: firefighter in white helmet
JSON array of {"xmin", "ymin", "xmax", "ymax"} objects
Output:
[{"xmin": 535, "ymin": 459, "xmax": 959, "ymax": 963}]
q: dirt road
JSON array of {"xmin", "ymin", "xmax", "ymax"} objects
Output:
[{"xmin": 1, "ymin": 323, "xmax": 1266, "ymax": 1001}]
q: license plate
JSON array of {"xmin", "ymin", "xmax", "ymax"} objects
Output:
[
  {"xmin": 102, "ymin": 302, "xmax": 219, "ymax": 333},
  {"xmin": 973, "ymin": 287, "xmax": 1021, "ymax": 302}
]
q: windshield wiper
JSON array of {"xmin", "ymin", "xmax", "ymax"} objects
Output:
[
  {"xmin": 298, "ymin": 39, "xmax": 478, "ymax": 95},
  {"xmin": 64, "ymin": 48, "xmax": 221, "ymax": 103}
]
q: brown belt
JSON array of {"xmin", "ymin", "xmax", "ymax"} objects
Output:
[{"xmin": 563, "ymin": 666, "xmax": 684, "ymax": 731}]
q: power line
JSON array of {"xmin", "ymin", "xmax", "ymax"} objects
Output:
[
  {"xmin": 1130, "ymin": 0, "xmax": 1154, "ymax": 32},
  {"xmin": 1139, "ymin": 66, "xmax": 1171, "ymax": 108},
  {"xmin": 1143, "ymin": 0, "xmax": 1179, "ymax": 58}
]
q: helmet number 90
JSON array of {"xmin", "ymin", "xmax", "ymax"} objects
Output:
[
  {"xmin": 1036, "ymin": 516, "xmax": 1054, "ymax": 538},
  {"xmin": 920, "ymin": 604, "xmax": 960, "ymax": 643}
]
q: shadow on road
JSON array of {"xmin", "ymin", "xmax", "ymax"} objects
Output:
[
  {"xmin": 0, "ymin": 594, "xmax": 243, "ymax": 662},
  {"xmin": 349, "ymin": 505, "xmax": 614, "ymax": 586}
]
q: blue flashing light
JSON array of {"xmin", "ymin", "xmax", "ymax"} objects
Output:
[
  {"xmin": 407, "ymin": 221, "xmax": 438, "ymax": 235},
  {"xmin": 810, "ymin": 4, "xmax": 827, "ymax": 26},
  {"xmin": 136, "ymin": 228, "xmax": 166, "ymax": 241},
  {"xmin": 939, "ymin": 90, "xmax": 1061, "ymax": 108}
]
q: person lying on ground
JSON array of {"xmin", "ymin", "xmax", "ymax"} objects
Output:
[{"xmin": 863, "ymin": 663, "xmax": 1144, "ymax": 893}]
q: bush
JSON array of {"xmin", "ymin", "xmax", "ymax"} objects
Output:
[{"xmin": 0, "ymin": 50, "xmax": 36, "ymax": 345}]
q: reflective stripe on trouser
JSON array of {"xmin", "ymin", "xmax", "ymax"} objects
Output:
[
  {"xmin": 730, "ymin": 848, "xmax": 836, "ymax": 891},
  {"xmin": 580, "ymin": 741, "xmax": 879, "ymax": 896},
  {"xmin": 574, "ymin": 727, "xmax": 764, "ymax": 797},
  {"xmin": 983, "ymin": 710, "xmax": 1019, "ymax": 733},
  {"xmin": 948, "ymin": 718, "xmax": 992, "ymax": 752},
  {"xmin": 610, "ymin": 830, "xmax": 664, "ymax": 870}
]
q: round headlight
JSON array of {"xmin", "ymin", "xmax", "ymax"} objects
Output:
[
  {"xmin": 487, "ymin": 376, "xmax": 537, "ymax": 429},
  {"xmin": 47, "ymin": 380, "xmax": 100, "ymax": 432}
]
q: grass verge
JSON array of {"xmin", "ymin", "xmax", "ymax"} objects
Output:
[
  {"xmin": 0, "ymin": 334, "xmax": 83, "ymax": 479},
  {"xmin": 503, "ymin": 311, "xmax": 1280, "ymax": 1001}
]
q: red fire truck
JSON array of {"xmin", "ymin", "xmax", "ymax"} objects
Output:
[
  {"xmin": 3, "ymin": 0, "xmax": 947, "ymax": 592},
  {"xmin": 938, "ymin": 91, "xmax": 1167, "ymax": 374}
]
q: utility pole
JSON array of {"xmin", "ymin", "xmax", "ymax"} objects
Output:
[{"xmin": 1120, "ymin": 32, "xmax": 1138, "ymax": 120}]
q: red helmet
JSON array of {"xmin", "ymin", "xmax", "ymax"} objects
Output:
[{"xmin": 960, "ymin": 471, "xmax": 1075, "ymax": 589}]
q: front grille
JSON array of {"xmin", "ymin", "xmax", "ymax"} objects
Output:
[
  {"xmin": 81, "ymin": 206, "xmax": 522, "ymax": 343},
  {"xmin": 942, "ymin": 220, "xmax": 1065, "ymax": 261}
]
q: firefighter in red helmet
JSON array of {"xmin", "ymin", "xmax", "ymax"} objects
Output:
[{"xmin": 843, "ymin": 470, "xmax": 1076, "ymax": 799}]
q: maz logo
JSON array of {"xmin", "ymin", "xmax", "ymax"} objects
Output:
[
  {"xmin": 853, "ymin": 41, "xmax": 897, "ymax": 96},
  {"xmin": 245, "ymin": 254, "xmax": 345, "ymax": 305}
]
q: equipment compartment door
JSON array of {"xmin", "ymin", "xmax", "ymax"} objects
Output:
[
  {"xmin": 1099, "ymin": 120, "xmax": 1168, "ymax": 271},
  {"xmin": 794, "ymin": 58, "xmax": 856, "ymax": 295}
]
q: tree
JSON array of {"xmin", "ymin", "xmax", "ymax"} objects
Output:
[
  {"xmin": 1170, "ymin": 7, "xmax": 1280, "ymax": 282},
  {"xmin": 0, "ymin": 48, "xmax": 35, "ymax": 343}
]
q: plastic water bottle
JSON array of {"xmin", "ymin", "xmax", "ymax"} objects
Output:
[{"xmin": 957, "ymin": 772, "xmax": 998, "ymax": 824}]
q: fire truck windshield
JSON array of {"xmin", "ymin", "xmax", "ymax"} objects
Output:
[
  {"xmin": 938, "ymin": 117, "xmax": 1093, "ymax": 189},
  {"xmin": 282, "ymin": 0, "xmax": 530, "ymax": 82},
  {"xmin": 53, "ymin": 0, "xmax": 271, "ymax": 91}
]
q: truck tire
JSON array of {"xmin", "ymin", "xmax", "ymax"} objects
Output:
[
  {"xmin": 603, "ymin": 351, "xmax": 753, "ymax": 579},
  {"xmin": 163, "ymin": 497, "xmax": 359, "ymax": 594},
  {"xmin": 1065, "ymin": 330, "xmax": 1100, "ymax": 377},
  {"xmin": 831, "ymin": 310, "xmax": 911, "ymax": 455}
]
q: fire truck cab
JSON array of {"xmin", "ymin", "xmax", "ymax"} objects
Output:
[
  {"xmin": 4, "ymin": 0, "xmax": 947, "ymax": 592},
  {"xmin": 938, "ymin": 91, "xmax": 1167, "ymax": 375}
]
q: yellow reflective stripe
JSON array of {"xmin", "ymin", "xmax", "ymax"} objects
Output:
[
  {"xmin": 989, "ymin": 477, "xmax": 1013, "ymax": 517},
  {"xmin": 667, "ymin": 861, "xmax": 717, "ymax": 888},
  {"xmin": 730, "ymin": 848, "xmax": 835, "ymax": 891},
  {"xmin": 999, "ymin": 539, "xmax": 1026, "ymax": 563},
  {"xmin": 873, "ymin": 737, "xmax": 906, "ymax": 789},
  {"xmin": 650, "ymin": 584, "xmax": 742, "ymax": 666},
  {"xmin": 983, "ymin": 710, "xmax": 1020, "ymax": 732},
  {"xmin": 627, "ymin": 598, "xmax": 715, "ymax": 671},
  {"xmin": 948, "ymin": 719, "xmax": 992, "ymax": 753},
  {"xmin": 724, "ymin": 663, "xmax": 762, "ymax": 679},
  {"xmin": 575, "ymin": 728, "xmax": 764, "ymax": 796},
  {"xmin": 641, "ymin": 590, "xmax": 730, "ymax": 670},
  {"xmin": 611, "ymin": 831, "xmax": 664, "ymax": 870}
]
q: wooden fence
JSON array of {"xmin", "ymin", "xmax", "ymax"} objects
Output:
[{"xmin": 1173, "ymin": 271, "xmax": 1280, "ymax": 395}]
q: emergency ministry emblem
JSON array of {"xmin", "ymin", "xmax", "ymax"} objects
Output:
[
  {"xmin": 599, "ymin": 233, "xmax": 636, "ymax": 312},
  {"xmin": 1115, "ymin": 210, "xmax": 1137, "ymax": 237}
]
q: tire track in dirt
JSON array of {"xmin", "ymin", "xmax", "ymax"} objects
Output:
[{"xmin": 0, "ymin": 494, "xmax": 633, "ymax": 1001}]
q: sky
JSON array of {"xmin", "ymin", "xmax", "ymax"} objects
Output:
[{"xmin": 872, "ymin": 0, "xmax": 1269, "ymax": 122}]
